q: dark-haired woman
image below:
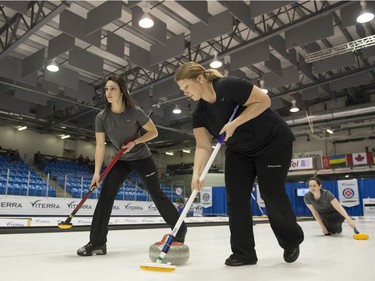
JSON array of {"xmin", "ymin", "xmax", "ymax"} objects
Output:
[
  {"xmin": 304, "ymin": 177, "xmax": 355, "ymax": 235},
  {"xmin": 174, "ymin": 62, "xmax": 304, "ymax": 266},
  {"xmin": 77, "ymin": 75, "xmax": 187, "ymax": 256}
]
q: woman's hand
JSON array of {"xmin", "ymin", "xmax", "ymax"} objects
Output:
[
  {"xmin": 322, "ymin": 227, "xmax": 330, "ymax": 235},
  {"xmin": 347, "ymin": 218, "xmax": 356, "ymax": 229},
  {"xmin": 219, "ymin": 121, "xmax": 237, "ymax": 141},
  {"xmin": 122, "ymin": 141, "xmax": 136, "ymax": 153},
  {"xmin": 90, "ymin": 173, "xmax": 100, "ymax": 190},
  {"xmin": 191, "ymin": 174, "xmax": 205, "ymax": 192}
]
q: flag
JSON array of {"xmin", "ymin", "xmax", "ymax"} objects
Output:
[
  {"xmin": 321, "ymin": 156, "xmax": 331, "ymax": 169},
  {"xmin": 329, "ymin": 154, "xmax": 347, "ymax": 168},
  {"xmin": 368, "ymin": 152, "xmax": 374, "ymax": 165},
  {"xmin": 352, "ymin": 152, "xmax": 368, "ymax": 165},
  {"xmin": 347, "ymin": 152, "xmax": 373, "ymax": 166}
]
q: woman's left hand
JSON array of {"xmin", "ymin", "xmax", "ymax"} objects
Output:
[
  {"xmin": 219, "ymin": 121, "xmax": 237, "ymax": 141},
  {"xmin": 122, "ymin": 141, "xmax": 136, "ymax": 153},
  {"xmin": 347, "ymin": 219, "xmax": 356, "ymax": 229}
]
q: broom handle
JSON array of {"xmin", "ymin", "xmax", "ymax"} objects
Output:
[
  {"xmin": 65, "ymin": 111, "xmax": 152, "ymax": 221},
  {"xmin": 156, "ymin": 105, "xmax": 240, "ymax": 263},
  {"xmin": 170, "ymin": 104, "xmax": 240, "ymax": 237}
]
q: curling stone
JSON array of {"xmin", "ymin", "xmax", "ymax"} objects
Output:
[{"xmin": 149, "ymin": 234, "xmax": 190, "ymax": 265}]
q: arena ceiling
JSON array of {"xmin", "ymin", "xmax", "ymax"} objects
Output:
[{"xmin": 0, "ymin": 1, "xmax": 374, "ymax": 152}]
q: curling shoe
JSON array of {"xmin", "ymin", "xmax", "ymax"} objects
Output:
[
  {"xmin": 225, "ymin": 254, "xmax": 258, "ymax": 266},
  {"xmin": 283, "ymin": 246, "xmax": 299, "ymax": 263},
  {"xmin": 77, "ymin": 243, "xmax": 107, "ymax": 256},
  {"xmin": 175, "ymin": 227, "xmax": 187, "ymax": 243}
]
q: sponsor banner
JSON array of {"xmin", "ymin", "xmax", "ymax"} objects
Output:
[
  {"xmin": 0, "ymin": 214, "xmax": 229, "ymax": 227},
  {"xmin": 0, "ymin": 195, "xmax": 162, "ymax": 216},
  {"xmin": 363, "ymin": 198, "xmax": 375, "ymax": 216},
  {"xmin": 337, "ymin": 179, "xmax": 359, "ymax": 207},
  {"xmin": 293, "ymin": 151, "xmax": 323, "ymax": 159},
  {"xmin": 0, "ymin": 217, "xmax": 31, "ymax": 227},
  {"xmin": 290, "ymin": 157, "xmax": 314, "ymax": 170},
  {"xmin": 200, "ymin": 186, "xmax": 212, "ymax": 208}
]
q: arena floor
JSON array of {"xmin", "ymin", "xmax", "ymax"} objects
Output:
[{"xmin": 0, "ymin": 218, "xmax": 374, "ymax": 281}]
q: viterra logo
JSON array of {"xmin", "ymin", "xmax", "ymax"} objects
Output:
[
  {"xmin": 66, "ymin": 201, "xmax": 92, "ymax": 209},
  {"xmin": 30, "ymin": 200, "xmax": 60, "ymax": 209},
  {"xmin": 124, "ymin": 203, "xmax": 143, "ymax": 210}
]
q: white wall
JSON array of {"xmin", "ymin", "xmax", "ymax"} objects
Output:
[
  {"xmin": 1, "ymin": 123, "xmax": 373, "ymax": 170},
  {"xmin": 0, "ymin": 125, "xmax": 115, "ymax": 164}
]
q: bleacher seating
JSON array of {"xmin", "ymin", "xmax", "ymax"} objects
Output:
[
  {"xmin": 0, "ymin": 154, "xmax": 56, "ymax": 197},
  {"xmin": 0, "ymin": 152, "xmax": 177, "ymax": 201}
]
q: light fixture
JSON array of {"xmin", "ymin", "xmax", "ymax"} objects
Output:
[
  {"xmin": 290, "ymin": 99, "xmax": 300, "ymax": 113},
  {"xmin": 165, "ymin": 152, "xmax": 174, "ymax": 156},
  {"xmin": 17, "ymin": 126, "xmax": 27, "ymax": 131},
  {"xmin": 61, "ymin": 135, "xmax": 70, "ymax": 139},
  {"xmin": 259, "ymin": 79, "xmax": 268, "ymax": 94},
  {"xmin": 46, "ymin": 59, "xmax": 59, "ymax": 72},
  {"xmin": 357, "ymin": 0, "xmax": 374, "ymax": 23},
  {"xmin": 209, "ymin": 51, "xmax": 222, "ymax": 69},
  {"xmin": 172, "ymin": 105, "xmax": 182, "ymax": 114},
  {"xmin": 326, "ymin": 128, "xmax": 334, "ymax": 134},
  {"xmin": 139, "ymin": 2, "xmax": 154, "ymax": 28},
  {"xmin": 182, "ymin": 149, "xmax": 190, "ymax": 154}
]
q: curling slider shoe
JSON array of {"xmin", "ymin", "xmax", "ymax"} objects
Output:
[{"xmin": 140, "ymin": 262, "xmax": 176, "ymax": 272}]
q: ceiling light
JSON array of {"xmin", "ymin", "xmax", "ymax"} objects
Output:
[
  {"xmin": 209, "ymin": 51, "xmax": 222, "ymax": 69},
  {"xmin": 326, "ymin": 128, "xmax": 334, "ymax": 134},
  {"xmin": 17, "ymin": 126, "xmax": 27, "ymax": 131},
  {"xmin": 165, "ymin": 152, "xmax": 174, "ymax": 156},
  {"xmin": 357, "ymin": 0, "xmax": 374, "ymax": 23},
  {"xmin": 290, "ymin": 99, "xmax": 300, "ymax": 113},
  {"xmin": 61, "ymin": 135, "xmax": 70, "ymax": 139},
  {"xmin": 139, "ymin": 2, "xmax": 154, "ymax": 28},
  {"xmin": 46, "ymin": 59, "xmax": 59, "ymax": 72},
  {"xmin": 259, "ymin": 79, "xmax": 268, "ymax": 94},
  {"xmin": 172, "ymin": 105, "xmax": 182, "ymax": 114},
  {"xmin": 182, "ymin": 149, "xmax": 190, "ymax": 154}
]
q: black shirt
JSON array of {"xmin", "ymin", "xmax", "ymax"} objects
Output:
[{"xmin": 192, "ymin": 76, "xmax": 295, "ymax": 157}]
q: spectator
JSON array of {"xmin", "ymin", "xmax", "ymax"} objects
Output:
[
  {"xmin": 34, "ymin": 151, "xmax": 42, "ymax": 165},
  {"xmin": 11, "ymin": 149, "xmax": 21, "ymax": 163},
  {"xmin": 77, "ymin": 154, "xmax": 84, "ymax": 165}
]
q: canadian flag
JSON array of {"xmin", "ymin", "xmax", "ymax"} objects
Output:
[{"xmin": 352, "ymin": 152, "xmax": 368, "ymax": 165}]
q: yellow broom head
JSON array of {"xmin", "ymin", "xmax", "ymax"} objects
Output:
[
  {"xmin": 58, "ymin": 222, "xmax": 73, "ymax": 229},
  {"xmin": 140, "ymin": 263, "xmax": 176, "ymax": 272},
  {"xmin": 353, "ymin": 233, "xmax": 369, "ymax": 240}
]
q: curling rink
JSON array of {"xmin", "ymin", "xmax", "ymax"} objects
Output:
[{"xmin": 0, "ymin": 218, "xmax": 374, "ymax": 281}]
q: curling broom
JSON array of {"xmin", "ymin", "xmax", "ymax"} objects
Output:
[
  {"xmin": 353, "ymin": 227, "xmax": 369, "ymax": 240},
  {"xmin": 251, "ymin": 190, "xmax": 267, "ymax": 218},
  {"xmin": 140, "ymin": 104, "xmax": 240, "ymax": 272},
  {"xmin": 58, "ymin": 111, "xmax": 152, "ymax": 229}
]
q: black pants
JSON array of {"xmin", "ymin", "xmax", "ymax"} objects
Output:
[
  {"xmin": 89, "ymin": 157, "xmax": 186, "ymax": 245},
  {"xmin": 321, "ymin": 212, "xmax": 345, "ymax": 234},
  {"xmin": 225, "ymin": 145, "xmax": 304, "ymax": 261}
]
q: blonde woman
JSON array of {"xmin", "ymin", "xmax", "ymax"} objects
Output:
[{"xmin": 174, "ymin": 62, "xmax": 304, "ymax": 265}]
